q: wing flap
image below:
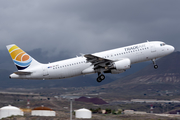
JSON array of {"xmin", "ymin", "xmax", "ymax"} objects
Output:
[
  {"xmin": 84, "ymin": 54, "xmax": 112, "ymax": 64},
  {"xmin": 84, "ymin": 54, "xmax": 113, "ymax": 70}
]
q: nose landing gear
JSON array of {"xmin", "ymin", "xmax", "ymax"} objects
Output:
[
  {"xmin": 154, "ymin": 65, "xmax": 158, "ymax": 69},
  {"xmin": 152, "ymin": 59, "xmax": 158, "ymax": 69}
]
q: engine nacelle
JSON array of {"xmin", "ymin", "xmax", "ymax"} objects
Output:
[{"xmin": 113, "ymin": 58, "xmax": 131, "ymax": 70}]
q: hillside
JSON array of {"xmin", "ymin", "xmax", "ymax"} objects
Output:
[
  {"xmin": 113, "ymin": 51, "xmax": 180, "ymax": 85},
  {"xmin": 99, "ymin": 52, "xmax": 180, "ymax": 96},
  {"xmin": 0, "ymin": 49, "xmax": 149, "ymax": 89},
  {"xmin": 0, "ymin": 70, "xmax": 116, "ymax": 88},
  {"xmin": 0, "ymin": 49, "xmax": 117, "ymax": 88}
]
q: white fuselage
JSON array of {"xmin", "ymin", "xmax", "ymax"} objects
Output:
[{"xmin": 9, "ymin": 41, "xmax": 174, "ymax": 80}]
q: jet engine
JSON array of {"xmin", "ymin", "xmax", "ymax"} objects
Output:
[{"xmin": 113, "ymin": 58, "xmax": 131, "ymax": 70}]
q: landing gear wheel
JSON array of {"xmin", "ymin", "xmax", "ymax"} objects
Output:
[
  {"xmin": 154, "ymin": 65, "xmax": 158, "ymax": 69},
  {"xmin": 97, "ymin": 77, "xmax": 102, "ymax": 83},
  {"xmin": 96, "ymin": 74, "xmax": 105, "ymax": 83},
  {"xmin": 152, "ymin": 59, "xmax": 158, "ymax": 69},
  {"xmin": 99, "ymin": 74, "xmax": 105, "ymax": 80}
]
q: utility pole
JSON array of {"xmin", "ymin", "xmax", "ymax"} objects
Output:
[
  {"xmin": 70, "ymin": 98, "xmax": 73, "ymax": 120},
  {"xmin": 27, "ymin": 99, "xmax": 30, "ymax": 109},
  {"xmin": 150, "ymin": 104, "xmax": 153, "ymax": 113}
]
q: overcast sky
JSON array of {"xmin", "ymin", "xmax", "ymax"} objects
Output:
[{"xmin": 0, "ymin": 0, "xmax": 179, "ymax": 57}]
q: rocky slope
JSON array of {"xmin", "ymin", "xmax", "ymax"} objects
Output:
[{"xmin": 98, "ymin": 52, "xmax": 180, "ymax": 95}]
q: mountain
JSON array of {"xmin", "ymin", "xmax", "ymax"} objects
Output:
[
  {"xmin": 75, "ymin": 96, "xmax": 108, "ymax": 105},
  {"xmin": 0, "ymin": 48, "xmax": 149, "ymax": 88},
  {"xmin": 116, "ymin": 51, "xmax": 180, "ymax": 85},
  {"xmin": 0, "ymin": 70, "xmax": 116, "ymax": 88},
  {"xmin": 100, "ymin": 52, "xmax": 180, "ymax": 94}
]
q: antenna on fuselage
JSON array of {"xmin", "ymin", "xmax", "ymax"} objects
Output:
[{"xmin": 147, "ymin": 40, "xmax": 149, "ymax": 42}]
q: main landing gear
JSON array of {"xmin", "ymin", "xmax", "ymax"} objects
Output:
[
  {"xmin": 152, "ymin": 59, "xmax": 158, "ymax": 69},
  {"xmin": 97, "ymin": 73, "xmax": 105, "ymax": 83}
]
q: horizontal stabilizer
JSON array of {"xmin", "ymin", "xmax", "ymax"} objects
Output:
[{"xmin": 14, "ymin": 71, "xmax": 32, "ymax": 75}]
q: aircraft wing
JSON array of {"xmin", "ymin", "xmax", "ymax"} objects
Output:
[{"xmin": 84, "ymin": 54, "xmax": 113, "ymax": 69}]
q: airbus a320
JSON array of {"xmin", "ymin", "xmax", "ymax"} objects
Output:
[{"xmin": 7, "ymin": 41, "xmax": 174, "ymax": 82}]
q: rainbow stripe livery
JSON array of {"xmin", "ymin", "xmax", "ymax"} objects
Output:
[{"xmin": 7, "ymin": 44, "xmax": 32, "ymax": 70}]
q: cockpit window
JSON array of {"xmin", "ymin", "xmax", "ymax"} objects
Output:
[{"xmin": 160, "ymin": 43, "xmax": 166, "ymax": 46}]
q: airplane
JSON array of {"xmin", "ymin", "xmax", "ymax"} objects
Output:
[{"xmin": 7, "ymin": 41, "xmax": 174, "ymax": 82}]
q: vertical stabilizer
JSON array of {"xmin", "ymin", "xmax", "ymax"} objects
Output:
[{"xmin": 6, "ymin": 44, "xmax": 41, "ymax": 70}]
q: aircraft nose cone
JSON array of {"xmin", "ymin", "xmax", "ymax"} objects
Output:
[
  {"xmin": 167, "ymin": 45, "xmax": 175, "ymax": 54},
  {"xmin": 170, "ymin": 46, "xmax": 175, "ymax": 52}
]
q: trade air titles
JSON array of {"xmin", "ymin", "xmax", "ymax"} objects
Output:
[{"xmin": 124, "ymin": 44, "xmax": 146, "ymax": 51}]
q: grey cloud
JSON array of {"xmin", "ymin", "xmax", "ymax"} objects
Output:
[{"xmin": 0, "ymin": 0, "xmax": 179, "ymax": 58}]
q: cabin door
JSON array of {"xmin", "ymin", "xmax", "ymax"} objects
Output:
[{"xmin": 150, "ymin": 43, "xmax": 156, "ymax": 53}]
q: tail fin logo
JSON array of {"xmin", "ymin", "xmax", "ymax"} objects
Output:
[{"xmin": 8, "ymin": 45, "xmax": 32, "ymax": 70}]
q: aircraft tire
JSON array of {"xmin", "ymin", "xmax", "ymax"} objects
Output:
[
  {"xmin": 154, "ymin": 65, "xmax": 158, "ymax": 69},
  {"xmin": 96, "ymin": 74, "xmax": 105, "ymax": 83},
  {"xmin": 97, "ymin": 77, "xmax": 102, "ymax": 83},
  {"xmin": 100, "ymin": 74, "xmax": 105, "ymax": 80}
]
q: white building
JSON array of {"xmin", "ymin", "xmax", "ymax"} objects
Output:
[
  {"xmin": 124, "ymin": 110, "xmax": 134, "ymax": 114},
  {"xmin": 75, "ymin": 108, "xmax": 92, "ymax": 119},
  {"xmin": 0, "ymin": 105, "xmax": 24, "ymax": 119},
  {"xmin": 31, "ymin": 106, "xmax": 56, "ymax": 116}
]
